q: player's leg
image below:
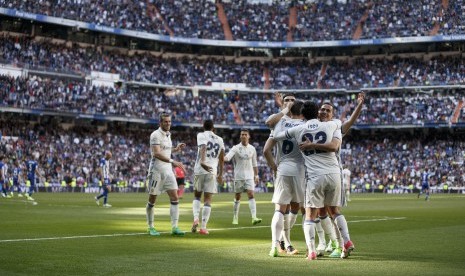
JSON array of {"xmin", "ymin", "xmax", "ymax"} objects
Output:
[
  {"xmin": 232, "ymin": 181, "xmax": 242, "ymax": 224},
  {"xmin": 270, "ymin": 203, "xmax": 286, "ymax": 257},
  {"xmin": 247, "ymin": 188, "xmax": 262, "ymax": 225},
  {"xmin": 167, "ymin": 189, "xmax": 184, "ymax": 236},
  {"xmin": 146, "ymin": 172, "xmax": 161, "ymax": 236},
  {"xmin": 199, "ymin": 192, "xmax": 213, "ymax": 234},
  {"xmin": 192, "ymin": 176, "xmax": 203, "ymax": 233}
]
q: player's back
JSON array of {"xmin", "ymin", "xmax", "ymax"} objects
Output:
[
  {"xmin": 194, "ymin": 131, "xmax": 225, "ymax": 175},
  {"xmin": 25, "ymin": 160, "xmax": 37, "ymax": 178},
  {"xmin": 274, "ymin": 118, "xmax": 305, "ymax": 176},
  {"xmin": 289, "ymin": 119, "xmax": 341, "ymax": 176}
]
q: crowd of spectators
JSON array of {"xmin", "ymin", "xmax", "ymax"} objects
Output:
[
  {"xmin": 0, "ymin": 74, "xmax": 463, "ymax": 126},
  {"xmin": 1, "ymin": 74, "xmax": 464, "ymax": 126},
  {"xmin": 361, "ymin": 0, "xmax": 439, "ymax": 39},
  {"xmin": 2, "ymin": 0, "xmax": 465, "ymax": 42},
  {"xmin": 0, "ymin": 119, "xmax": 273, "ymax": 191},
  {"xmin": 342, "ymin": 131, "xmax": 465, "ymax": 191},
  {"xmin": 1, "ymin": 120, "xmax": 464, "ymax": 192},
  {"xmin": 2, "ymin": 35, "xmax": 465, "ymax": 91}
]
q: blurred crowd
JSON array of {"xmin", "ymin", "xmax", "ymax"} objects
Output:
[
  {"xmin": 1, "ymin": 0, "xmax": 464, "ymax": 41},
  {"xmin": 1, "ymin": 120, "xmax": 464, "ymax": 191},
  {"xmin": 1, "ymin": 36, "xmax": 465, "ymax": 91},
  {"xmin": 1, "ymin": 73, "xmax": 464, "ymax": 126}
]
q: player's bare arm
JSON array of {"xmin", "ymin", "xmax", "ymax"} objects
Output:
[
  {"xmin": 152, "ymin": 144, "xmax": 186, "ymax": 173},
  {"xmin": 263, "ymin": 137, "xmax": 278, "ymax": 174},
  {"xmin": 217, "ymin": 149, "xmax": 225, "ymax": 184},
  {"xmin": 172, "ymin": 143, "xmax": 186, "ymax": 153},
  {"xmin": 199, "ymin": 144, "xmax": 213, "ymax": 173},
  {"xmin": 298, "ymin": 137, "xmax": 341, "ymax": 152},
  {"xmin": 342, "ymin": 92, "xmax": 365, "ymax": 134}
]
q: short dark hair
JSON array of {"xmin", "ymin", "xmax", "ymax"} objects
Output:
[
  {"xmin": 240, "ymin": 128, "xmax": 250, "ymax": 133},
  {"xmin": 203, "ymin": 119, "xmax": 214, "ymax": 131},
  {"xmin": 301, "ymin": 101, "xmax": 319, "ymax": 120},
  {"xmin": 282, "ymin": 93, "xmax": 296, "ymax": 101},
  {"xmin": 321, "ymin": 102, "xmax": 336, "ymax": 114},
  {"xmin": 159, "ymin": 112, "xmax": 170, "ymax": 121},
  {"xmin": 290, "ymin": 100, "xmax": 303, "ymax": 116}
]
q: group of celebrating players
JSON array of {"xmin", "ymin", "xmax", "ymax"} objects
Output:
[{"xmin": 143, "ymin": 91, "xmax": 365, "ymax": 262}]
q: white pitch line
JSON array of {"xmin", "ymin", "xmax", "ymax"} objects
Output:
[{"xmin": 0, "ymin": 217, "xmax": 406, "ymax": 243}]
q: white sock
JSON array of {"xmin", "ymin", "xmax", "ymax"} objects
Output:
[
  {"xmin": 201, "ymin": 205, "xmax": 211, "ymax": 229},
  {"xmin": 282, "ymin": 213, "xmax": 291, "ymax": 247},
  {"xmin": 315, "ymin": 218, "xmax": 326, "ymax": 247},
  {"xmin": 146, "ymin": 202, "xmax": 154, "ymax": 228},
  {"xmin": 271, "ymin": 211, "xmax": 284, "ymax": 247},
  {"xmin": 289, "ymin": 212, "xmax": 298, "ymax": 229},
  {"xmin": 170, "ymin": 201, "xmax": 179, "ymax": 228},
  {"xmin": 248, "ymin": 198, "xmax": 257, "ymax": 219},
  {"xmin": 303, "ymin": 220, "xmax": 316, "ymax": 253},
  {"xmin": 193, "ymin": 199, "xmax": 201, "ymax": 221},
  {"xmin": 233, "ymin": 200, "xmax": 240, "ymax": 219},
  {"xmin": 332, "ymin": 218, "xmax": 344, "ymax": 248},
  {"xmin": 320, "ymin": 216, "xmax": 338, "ymax": 244},
  {"xmin": 334, "ymin": 214, "xmax": 351, "ymax": 244}
]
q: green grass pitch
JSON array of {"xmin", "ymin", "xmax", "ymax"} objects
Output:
[{"xmin": 1, "ymin": 192, "xmax": 465, "ymax": 276}]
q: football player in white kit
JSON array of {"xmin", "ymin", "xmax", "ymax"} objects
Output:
[
  {"xmin": 274, "ymin": 101, "xmax": 354, "ymax": 261},
  {"xmin": 224, "ymin": 129, "xmax": 262, "ymax": 225},
  {"xmin": 342, "ymin": 167, "xmax": 351, "ymax": 203},
  {"xmin": 264, "ymin": 100, "xmax": 306, "ymax": 257},
  {"xmin": 191, "ymin": 120, "xmax": 225, "ymax": 235},
  {"xmin": 146, "ymin": 113, "xmax": 187, "ymax": 236}
]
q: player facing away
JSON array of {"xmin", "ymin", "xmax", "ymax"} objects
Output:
[
  {"xmin": 264, "ymin": 100, "xmax": 305, "ymax": 257},
  {"xmin": 224, "ymin": 129, "xmax": 262, "ymax": 225},
  {"xmin": 24, "ymin": 156, "xmax": 43, "ymax": 201},
  {"xmin": 11, "ymin": 158, "xmax": 24, "ymax": 197},
  {"xmin": 191, "ymin": 120, "xmax": 225, "ymax": 235},
  {"xmin": 146, "ymin": 113, "xmax": 187, "ymax": 236},
  {"xmin": 418, "ymin": 168, "xmax": 431, "ymax": 201},
  {"xmin": 95, "ymin": 151, "xmax": 113, "ymax": 207},
  {"xmin": 274, "ymin": 101, "xmax": 354, "ymax": 261}
]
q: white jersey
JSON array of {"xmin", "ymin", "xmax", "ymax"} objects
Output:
[
  {"xmin": 225, "ymin": 143, "xmax": 257, "ymax": 181},
  {"xmin": 148, "ymin": 128, "xmax": 172, "ymax": 173},
  {"xmin": 276, "ymin": 119, "xmax": 342, "ymax": 176},
  {"xmin": 194, "ymin": 131, "xmax": 225, "ymax": 175},
  {"xmin": 342, "ymin": 168, "xmax": 351, "ymax": 186},
  {"xmin": 273, "ymin": 117, "xmax": 306, "ymax": 176}
]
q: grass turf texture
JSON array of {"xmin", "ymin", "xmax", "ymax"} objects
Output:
[{"xmin": 1, "ymin": 192, "xmax": 465, "ymax": 276}]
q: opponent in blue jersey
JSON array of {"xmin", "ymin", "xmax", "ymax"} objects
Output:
[
  {"xmin": 0, "ymin": 155, "xmax": 10, "ymax": 198},
  {"xmin": 418, "ymin": 168, "xmax": 431, "ymax": 201},
  {"xmin": 95, "ymin": 151, "xmax": 112, "ymax": 207},
  {"xmin": 25, "ymin": 157, "xmax": 42, "ymax": 201},
  {"xmin": 11, "ymin": 159, "xmax": 24, "ymax": 197}
]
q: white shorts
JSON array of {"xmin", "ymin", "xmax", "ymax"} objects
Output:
[
  {"xmin": 305, "ymin": 173, "xmax": 342, "ymax": 208},
  {"xmin": 194, "ymin": 174, "xmax": 218, "ymax": 194},
  {"xmin": 272, "ymin": 175, "xmax": 304, "ymax": 205},
  {"xmin": 147, "ymin": 170, "xmax": 177, "ymax": 196},
  {"xmin": 233, "ymin": 179, "xmax": 255, "ymax": 193}
]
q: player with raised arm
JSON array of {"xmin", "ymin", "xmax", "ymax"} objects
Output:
[
  {"xmin": 264, "ymin": 100, "xmax": 305, "ymax": 257},
  {"xmin": 95, "ymin": 151, "xmax": 113, "ymax": 207},
  {"xmin": 274, "ymin": 101, "xmax": 354, "ymax": 261},
  {"xmin": 224, "ymin": 129, "xmax": 262, "ymax": 225},
  {"xmin": 191, "ymin": 120, "xmax": 225, "ymax": 235},
  {"xmin": 146, "ymin": 113, "xmax": 186, "ymax": 236},
  {"xmin": 300, "ymin": 92, "xmax": 365, "ymax": 258}
]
